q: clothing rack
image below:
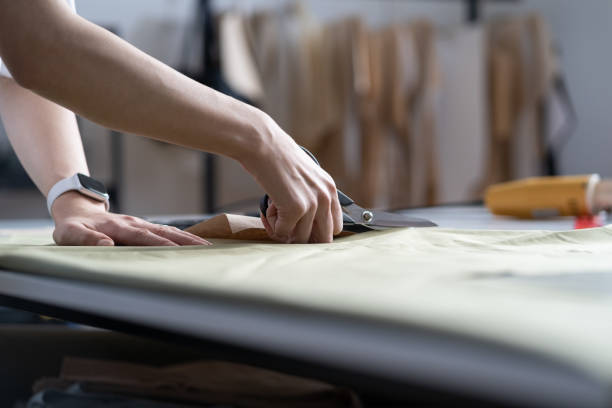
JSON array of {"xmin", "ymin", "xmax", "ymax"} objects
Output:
[{"xmin": 200, "ymin": 0, "xmax": 520, "ymax": 213}]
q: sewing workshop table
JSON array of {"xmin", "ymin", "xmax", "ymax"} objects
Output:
[{"xmin": 0, "ymin": 206, "xmax": 607, "ymax": 407}]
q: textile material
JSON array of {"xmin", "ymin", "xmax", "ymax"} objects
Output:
[
  {"xmin": 2, "ymin": 226, "xmax": 612, "ymax": 385},
  {"xmin": 30, "ymin": 357, "xmax": 359, "ymax": 408},
  {"xmin": 27, "ymin": 387, "xmax": 205, "ymax": 408},
  {"xmin": 484, "ymin": 13, "xmax": 559, "ymax": 188},
  {"xmin": 243, "ymin": 9, "xmax": 441, "ymax": 207},
  {"xmin": 184, "ymin": 213, "xmax": 355, "ymax": 241}
]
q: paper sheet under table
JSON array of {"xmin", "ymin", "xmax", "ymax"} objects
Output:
[{"xmin": 1, "ymin": 225, "xmax": 612, "ymax": 406}]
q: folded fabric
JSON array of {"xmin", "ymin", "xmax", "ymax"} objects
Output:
[
  {"xmin": 184, "ymin": 214, "xmax": 354, "ymax": 241},
  {"xmin": 31, "ymin": 357, "xmax": 358, "ymax": 408},
  {"xmin": 185, "ymin": 214, "xmax": 272, "ymax": 241},
  {"xmin": 27, "ymin": 385, "xmax": 217, "ymax": 408},
  {"xmin": 2, "ymin": 225, "xmax": 612, "ymax": 388}
]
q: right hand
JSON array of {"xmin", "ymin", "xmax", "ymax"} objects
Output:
[{"xmin": 242, "ymin": 115, "xmax": 343, "ymax": 243}]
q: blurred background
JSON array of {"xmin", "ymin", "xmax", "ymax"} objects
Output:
[{"xmin": 1, "ymin": 0, "xmax": 610, "ymax": 219}]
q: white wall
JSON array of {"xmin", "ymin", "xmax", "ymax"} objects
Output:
[
  {"xmin": 213, "ymin": 0, "xmax": 465, "ymax": 26},
  {"xmin": 486, "ymin": 0, "xmax": 612, "ymax": 178},
  {"xmin": 76, "ymin": 0, "xmax": 195, "ymax": 37}
]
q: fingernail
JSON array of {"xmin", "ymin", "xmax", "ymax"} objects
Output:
[{"xmin": 97, "ymin": 239, "xmax": 114, "ymax": 246}]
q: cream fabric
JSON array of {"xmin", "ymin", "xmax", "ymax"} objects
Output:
[{"xmin": 1, "ymin": 226, "xmax": 612, "ymax": 384}]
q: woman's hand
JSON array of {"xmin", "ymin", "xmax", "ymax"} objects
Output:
[
  {"xmin": 0, "ymin": 2, "xmax": 341, "ymax": 244},
  {"xmin": 241, "ymin": 115, "xmax": 344, "ymax": 244},
  {"xmin": 51, "ymin": 192, "xmax": 210, "ymax": 246}
]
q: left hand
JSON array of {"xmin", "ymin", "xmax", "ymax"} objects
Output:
[{"xmin": 50, "ymin": 192, "xmax": 211, "ymax": 246}]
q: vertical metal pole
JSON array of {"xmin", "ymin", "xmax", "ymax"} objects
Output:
[
  {"xmin": 204, "ymin": 153, "xmax": 216, "ymax": 214},
  {"xmin": 200, "ymin": 0, "xmax": 217, "ymax": 214},
  {"xmin": 466, "ymin": 0, "xmax": 481, "ymax": 23},
  {"xmin": 110, "ymin": 130, "xmax": 123, "ymax": 213}
]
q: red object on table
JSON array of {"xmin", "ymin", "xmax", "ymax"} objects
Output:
[{"xmin": 574, "ymin": 214, "xmax": 606, "ymax": 229}]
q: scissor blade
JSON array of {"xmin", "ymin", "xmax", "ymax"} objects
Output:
[
  {"xmin": 369, "ymin": 210, "xmax": 438, "ymax": 228},
  {"xmin": 343, "ymin": 204, "xmax": 437, "ymax": 228}
]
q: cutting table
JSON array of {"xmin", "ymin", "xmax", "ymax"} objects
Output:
[{"xmin": 0, "ymin": 206, "xmax": 610, "ymax": 407}]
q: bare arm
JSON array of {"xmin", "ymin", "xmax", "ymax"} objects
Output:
[
  {"xmin": 0, "ymin": 0, "xmax": 342, "ymax": 243},
  {"xmin": 0, "ymin": 77, "xmax": 209, "ymax": 246}
]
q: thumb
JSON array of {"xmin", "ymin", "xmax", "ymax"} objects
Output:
[
  {"xmin": 96, "ymin": 237, "xmax": 115, "ymax": 246},
  {"xmin": 82, "ymin": 226, "xmax": 115, "ymax": 246},
  {"xmin": 260, "ymin": 210, "xmax": 274, "ymax": 239},
  {"xmin": 54, "ymin": 222, "xmax": 114, "ymax": 246},
  {"xmin": 265, "ymin": 203, "xmax": 280, "ymax": 236}
]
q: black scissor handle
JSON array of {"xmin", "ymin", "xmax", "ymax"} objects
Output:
[
  {"xmin": 260, "ymin": 146, "xmax": 353, "ymax": 218},
  {"xmin": 299, "ymin": 146, "xmax": 320, "ymax": 166},
  {"xmin": 336, "ymin": 189, "xmax": 354, "ymax": 207},
  {"xmin": 259, "ymin": 194, "xmax": 271, "ymax": 218}
]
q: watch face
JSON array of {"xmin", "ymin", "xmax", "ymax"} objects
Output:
[{"xmin": 77, "ymin": 173, "xmax": 107, "ymax": 196}]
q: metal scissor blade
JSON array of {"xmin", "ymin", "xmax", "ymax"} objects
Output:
[{"xmin": 343, "ymin": 204, "xmax": 437, "ymax": 229}]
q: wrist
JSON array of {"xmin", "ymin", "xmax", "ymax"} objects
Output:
[
  {"xmin": 51, "ymin": 191, "xmax": 107, "ymax": 220},
  {"xmin": 234, "ymin": 110, "xmax": 288, "ymax": 171}
]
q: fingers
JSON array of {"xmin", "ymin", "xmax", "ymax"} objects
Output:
[
  {"xmin": 53, "ymin": 222, "xmax": 114, "ymax": 246},
  {"xmin": 290, "ymin": 205, "xmax": 316, "ymax": 243},
  {"xmin": 266, "ymin": 185, "xmax": 338, "ymax": 244},
  {"xmin": 261, "ymin": 170, "xmax": 343, "ymax": 243},
  {"xmin": 310, "ymin": 206, "xmax": 333, "ymax": 244},
  {"xmin": 270, "ymin": 203, "xmax": 300, "ymax": 243},
  {"xmin": 261, "ymin": 201, "xmax": 276, "ymax": 239},
  {"xmin": 331, "ymin": 187, "xmax": 343, "ymax": 236},
  {"xmin": 109, "ymin": 225, "xmax": 179, "ymax": 246},
  {"xmin": 98, "ymin": 216, "xmax": 210, "ymax": 246},
  {"xmin": 148, "ymin": 223, "xmax": 211, "ymax": 246}
]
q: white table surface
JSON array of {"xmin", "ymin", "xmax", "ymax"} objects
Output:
[
  {"xmin": 0, "ymin": 205, "xmax": 594, "ymax": 232},
  {"xmin": 399, "ymin": 205, "xmax": 592, "ymax": 230}
]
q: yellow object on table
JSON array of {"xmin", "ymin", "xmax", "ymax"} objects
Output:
[{"xmin": 485, "ymin": 174, "xmax": 599, "ymax": 218}]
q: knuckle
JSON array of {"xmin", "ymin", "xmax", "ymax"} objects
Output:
[
  {"xmin": 289, "ymin": 200, "xmax": 308, "ymax": 216},
  {"xmin": 307, "ymin": 192, "xmax": 318, "ymax": 208},
  {"xmin": 317, "ymin": 190, "xmax": 332, "ymax": 206},
  {"xmin": 64, "ymin": 222, "xmax": 82, "ymax": 235},
  {"xmin": 149, "ymin": 224, "xmax": 166, "ymax": 234},
  {"xmin": 122, "ymin": 215, "xmax": 140, "ymax": 224},
  {"xmin": 52, "ymin": 228, "xmax": 66, "ymax": 244},
  {"xmin": 134, "ymin": 228, "xmax": 152, "ymax": 238},
  {"xmin": 101, "ymin": 218, "xmax": 121, "ymax": 231}
]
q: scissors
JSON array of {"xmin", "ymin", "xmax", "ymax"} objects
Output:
[{"xmin": 260, "ymin": 147, "xmax": 437, "ymax": 233}]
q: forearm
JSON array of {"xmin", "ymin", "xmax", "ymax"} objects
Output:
[
  {"xmin": 0, "ymin": 77, "xmax": 89, "ymax": 196},
  {"xmin": 0, "ymin": 77, "xmax": 209, "ymax": 246},
  {"xmin": 0, "ymin": 0, "xmax": 343, "ymax": 243},
  {"xmin": 0, "ymin": 0, "xmax": 265, "ymax": 163}
]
